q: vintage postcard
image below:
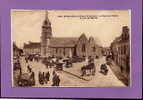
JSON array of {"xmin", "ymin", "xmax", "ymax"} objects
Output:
[
  {"xmin": 11, "ymin": 10, "xmax": 131, "ymax": 87},
  {"xmin": 0, "ymin": 0, "xmax": 142, "ymax": 99}
]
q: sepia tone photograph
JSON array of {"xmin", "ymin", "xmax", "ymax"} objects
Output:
[{"xmin": 12, "ymin": 10, "xmax": 131, "ymax": 87}]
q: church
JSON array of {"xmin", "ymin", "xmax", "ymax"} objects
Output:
[{"xmin": 23, "ymin": 11, "xmax": 102, "ymax": 58}]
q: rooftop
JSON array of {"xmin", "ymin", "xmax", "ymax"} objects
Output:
[
  {"xmin": 24, "ymin": 42, "xmax": 41, "ymax": 48},
  {"xmin": 49, "ymin": 37, "xmax": 78, "ymax": 47}
]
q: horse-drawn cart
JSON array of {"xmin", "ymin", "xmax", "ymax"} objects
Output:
[
  {"xmin": 100, "ymin": 64, "xmax": 108, "ymax": 75},
  {"xmin": 55, "ymin": 63, "xmax": 63, "ymax": 71},
  {"xmin": 63, "ymin": 58, "xmax": 72, "ymax": 68},
  {"xmin": 106, "ymin": 55, "xmax": 112, "ymax": 65}
]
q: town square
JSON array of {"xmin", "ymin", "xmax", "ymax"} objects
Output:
[{"xmin": 12, "ymin": 10, "xmax": 130, "ymax": 87}]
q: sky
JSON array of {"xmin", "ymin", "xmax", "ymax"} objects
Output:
[{"xmin": 11, "ymin": 10, "xmax": 130, "ymax": 48}]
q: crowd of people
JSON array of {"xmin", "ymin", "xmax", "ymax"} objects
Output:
[
  {"xmin": 38, "ymin": 71, "xmax": 50, "ymax": 85},
  {"xmin": 25, "ymin": 55, "xmax": 40, "ymax": 63},
  {"xmin": 26, "ymin": 64, "xmax": 61, "ymax": 86},
  {"xmin": 37, "ymin": 70, "xmax": 61, "ymax": 86},
  {"xmin": 15, "ymin": 54, "xmax": 110, "ymax": 87},
  {"xmin": 24, "ymin": 55, "xmax": 61, "ymax": 86}
]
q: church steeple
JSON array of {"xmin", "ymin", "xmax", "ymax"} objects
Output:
[
  {"xmin": 45, "ymin": 10, "xmax": 48, "ymax": 20},
  {"xmin": 42, "ymin": 11, "xmax": 50, "ymax": 26},
  {"xmin": 42, "ymin": 10, "xmax": 52, "ymax": 38},
  {"xmin": 41, "ymin": 10, "xmax": 52, "ymax": 57}
]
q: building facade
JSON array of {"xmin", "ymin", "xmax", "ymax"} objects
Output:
[
  {"xmin": 23, "ymin": 11, "xmax": 102, "ymax": 58},
  {"xmin": 110, "ymin": 26, "xmax": 130, "ymax": 78},
  {"xmin": 23, "ymin": 42, "xmax": 41, "ymax": 55},
  {"xmin": 101, "ymin": 47, "xmax": 111, "ymax": 56}
]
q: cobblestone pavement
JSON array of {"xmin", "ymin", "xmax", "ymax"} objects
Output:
[{"xmin": 19, "ymin": 56, "xmax": 125, "ymax": 87}]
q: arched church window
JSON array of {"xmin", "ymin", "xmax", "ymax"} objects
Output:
[
  {"xmin": 63, "ymin": 48, "xmax": 66, "ymax": 56},
  {"xmin": 44, "ymin": 20, "xmax": 48, "ymax": 24},
  {"xmin": 56, "ymin": 48, "xmax": 58, "ymax": 54},
  {"xmin": 93, "ymin": 46, "xmax": 96, "ymax": 52},
  {"xmin": 82, "ymin": 44, "xmax": 86, "ymax": 52}
]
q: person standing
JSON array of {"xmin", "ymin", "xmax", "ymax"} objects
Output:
[
  {"xmin": 39, "ymin": 71, "xmax": 44, "ymax": 85},
  {"xmin": 42, "ymin": 72, "xmax": 45, "ymax": 84},
  {"xmin": 52, "ymin": 71, "xmax": 56, "ymax": 86},
  {"xmin": 90, "ymin": 58, "xmax": 96, "ymax": 75},
  {"xmin": 38, "ymin": 71, "xmax": 41, "ymax": 84},
  {"xmin": 52, "ymin": 70, "xmax": 56, "ymax": 76},
  {"xmin": 52, "ymin": 71, "xmax": 60, "ymax": 86},
  {"xmin": 25, "ymin": 57, "xmax": 28, "ymax": 63},
  {"xmin": 27, "ymin": 65, "xmax": 32, "ymax": 73},
  {"xmin": 45, "ymin": 71, "xmax": 50, "ymax": 84},
  {"xmin": 30, "ymin": 71, "xmax": 35, "ymax": 85},
  {"xmin": 55, "ymin": 75, "xmax": 60, "ymax": 86}
]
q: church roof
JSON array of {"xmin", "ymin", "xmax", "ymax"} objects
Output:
[
  {"xmin": 24, "ymin": 42, "xmax": 41, "ymax": 48},
  {"xmin": 49, "ymin": 37, "xmax": 78, "ymax": 47},
  {"xmin": 24, "ymin": 34, "xmax": 99, "ymax": 48},
  {"xmin": 79, "ymin": 33, "xmax": 87, "ymax": 40},
  {"xmin": 23, "ymin": 38, "xmax": 78, "ymax": 49}
]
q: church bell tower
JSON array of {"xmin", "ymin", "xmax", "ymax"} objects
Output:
[{"xmin": 41, "ymin": 11, "xmax": 52, "ymax": 57}]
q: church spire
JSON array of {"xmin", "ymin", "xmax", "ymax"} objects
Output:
[
  {"xmin": 45, "ymin": 10, "xmax": 48, "ymax": 20},
  {"xmin": 43, "ymin": 10, "xmax": 51, "ymax": 25},
  {"xmin": 41, "ymin": 10, "xmax": 52, "ymax": 38}
]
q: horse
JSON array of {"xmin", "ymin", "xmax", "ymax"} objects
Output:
[{"xmin": 81, "ymin": 63, "xmax": 96, "ymax": 76}]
